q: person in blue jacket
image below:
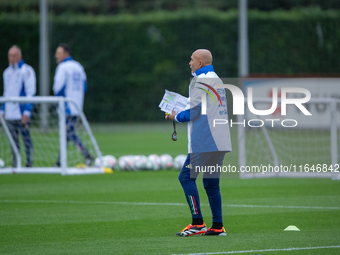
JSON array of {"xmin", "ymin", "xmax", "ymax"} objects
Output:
[
  {"xmin": 166, "ymin": 49, "xmax": 232, "ymax": 236},
  {"xmin": 1, "ymin": 45, "xmax": 36, "ymax": 167}
]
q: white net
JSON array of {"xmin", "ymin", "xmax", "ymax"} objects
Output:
[
  {"xmin": 0, "ymin": 101, "xmax": 97, "ymax": 169},
  {"xmin": 239, "ymin": 100, "xmax": 340, "ymax": 178},
  {"xmin": 245, "ymin": 119, "xmax": 336, "ymax": 167}
]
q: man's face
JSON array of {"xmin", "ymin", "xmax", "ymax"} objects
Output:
[
  {"xmin": 8, "ymin": 48, "xmax": 21, "ymax": 66},
  {"xmin": 189, "ymin": 52, "xmax": 202, "ymax": 74},
  {"xmin": 55, "ymin": 46, "xmax": 69, "ymax": 64}
]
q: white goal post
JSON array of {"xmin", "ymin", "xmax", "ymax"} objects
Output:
[
  {"xmin": 0, "ymin": 96, "xmax": 105, "ymax": 175},
  {"xmin": 238, "ymin": 98, "xmax": 340, "ymax": 180}
]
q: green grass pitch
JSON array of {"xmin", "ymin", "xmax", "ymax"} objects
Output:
[{"xmin": 0, "ymin": 123, "xmax": 339, "ymax": 255}]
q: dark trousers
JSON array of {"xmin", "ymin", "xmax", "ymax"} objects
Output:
[
  {"xmin": 6, "ymin": 120, "xmax": 33, "ymax": 167},
  {"xmin": 178, "ymin": 152, "xmax": 225, "ymax": 224},
  {"xmin": 56, "ymin": 116, "xmax": 90, "ymax": 164}
]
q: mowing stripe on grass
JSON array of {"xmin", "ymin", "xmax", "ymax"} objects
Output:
[
  {"xmin": 0, "ymin": 199, "xmax": 186, "ymax": 206},
  {"xmin": 171, "ymin": 245, "xmax": 340, "ymax": 255},
  {"xmin": 0, "ymin": 199, "xmax": 339, "ymax": 210}
]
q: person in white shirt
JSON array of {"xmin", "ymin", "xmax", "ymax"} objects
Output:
[
  {"xmin": 0, "ymin": 45, "xmax": 36, "ymax": 167},
  {"xmin": 53, "ymin": 43, "xmax": 94, "ymax": 166}
]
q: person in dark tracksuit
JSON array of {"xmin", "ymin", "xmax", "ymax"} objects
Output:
[{"xmin": 166, "ymin": 49, "xmax": 232, "ymax": 236}]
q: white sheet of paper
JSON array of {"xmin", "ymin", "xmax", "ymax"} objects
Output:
[{"xmin": 159, "ymin": 90, "xmax": 188, "ymax": 114}]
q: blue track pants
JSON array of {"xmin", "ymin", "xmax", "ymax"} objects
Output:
[{"xmin": 178, "ymin": 152, "xmax": 225, "ymax": 223}]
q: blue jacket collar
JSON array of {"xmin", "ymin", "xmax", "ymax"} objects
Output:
[
  {"xmin": 11, "ymin": 59, "xmax": 24, "ymax": 69},
  {"xmin": 195, "ymin": 64, "xmax": 214, "ymax": 76},
  {"xmin": 18, "ymin": 59, "xmax": 24, "ymax": 68},
  {"xmin": 62, "ymin": 56, "xmax": 73, "ymax": 62}
]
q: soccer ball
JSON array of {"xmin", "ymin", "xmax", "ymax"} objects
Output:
[
  {"xmin": 104, "ymin": 155, "xmax": 117, "ymax": 169},
  {"xmin": 145, "ymin": 158, "xmax": 153, "ymax": 170},
  {"xmin": 159, "ymin": 154, "xmax": 173, "ymax": 169},
  {"xmin": 94, "ymin": 157, "xmax": 101, "ymax": 167},
  {"xmin": 118, "ymin": 155, "xmax": 131, "ymax": 171},
  {"xmin": 0, "ymin": 159, "xmax": 5, "ymax": 168},
  {"xmin": 146, "ymin": 154, "xmax": 161, "ymax": 171},
  {"xmin": 133, "ymin": 155, "xmax": 148, "ymax": 170},
  {"xmin": 118, "ymin": 156, "xmax": 128, "ymax": 171},
  {"xmin": 94, "ymin": 155, "xmax": 117, "ymax": 169},
  {"xmin": 173, "ymin": 154, "xmax": 187, "ymax": 170},
  {"xmin": 126, "ymin": 155, "xmax": 138, "ymax": 171}
]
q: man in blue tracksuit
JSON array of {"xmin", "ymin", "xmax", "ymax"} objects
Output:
[
  {"xmin": 1, "ymin": 45, "xmax": 36, "ymax": 167},
  {"xmin": 166, "ymin": 49, "xmax": 232, "ymax": 236},
  {"xmin": 53, "ymin": 43, "xmax": 94, "ymax": 166}
]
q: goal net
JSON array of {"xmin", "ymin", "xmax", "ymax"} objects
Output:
[
  {"xmin": 237, "ymin": 78, "xmax": 340, "ymax": 179},
  {"xmin": 0, "ymin": 96, "xmax": 105, "ymax": 175}
]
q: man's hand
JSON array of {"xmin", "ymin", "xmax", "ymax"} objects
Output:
[
  {"xmin": 165, "ymin": 110, "xmax": 176, "ymax": 121},
  {"xmin": 21, "ymin": 115, "xmax": 29, "ymax": 125}
]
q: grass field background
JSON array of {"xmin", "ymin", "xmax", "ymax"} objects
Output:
[{"xmin": 0, "ymin": 123, "xmax": 339, "ymax": 254}]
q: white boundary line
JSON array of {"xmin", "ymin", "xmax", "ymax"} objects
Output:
[
  {"xmin": 171, "ymin": 245, "xmax": 340, "ymax": 255},
  {"xmin": 224, "ymin": 204, "xmax": 340, "ymax": 210},
  {"xmin": 0, "ymin": 200, "xmax": 339, "ymax": 210}
]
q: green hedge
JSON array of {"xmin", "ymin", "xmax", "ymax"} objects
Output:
[
  {"xmin": 1, "ymin": 0, "xmax": 339, "ymax": 14},
  {"xmin": 0, "ymin": 9, "xmax": 339, "ymax": 122}
]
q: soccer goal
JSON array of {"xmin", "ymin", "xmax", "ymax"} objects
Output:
[
  {"xmin": 238, "ymin": 97, "xmax": 340, "ymax": 180},
  {"xmin": 0, "ymin": 96, "xmax": 105, "ymax": 175}
]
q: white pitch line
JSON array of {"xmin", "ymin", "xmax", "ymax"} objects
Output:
[
  {"xmin": 0, "ymin": 199, "xmax": 339, "ymax": 210},
  {"xmin": 171, "ymin": 245, "xmax": 340, "ymax": 255},
  {"xmin": 224, "ymin": 204, "xmax": 340, "ymax": 210}
]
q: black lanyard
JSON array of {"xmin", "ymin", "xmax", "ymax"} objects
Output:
[{"xmin": 172, "ymin": 121, "xmax": 177, "ymax": 141}]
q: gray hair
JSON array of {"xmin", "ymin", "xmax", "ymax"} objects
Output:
[{"xmin": 9, "ymin": 45, "xmax": 22, "ymax": 56}]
